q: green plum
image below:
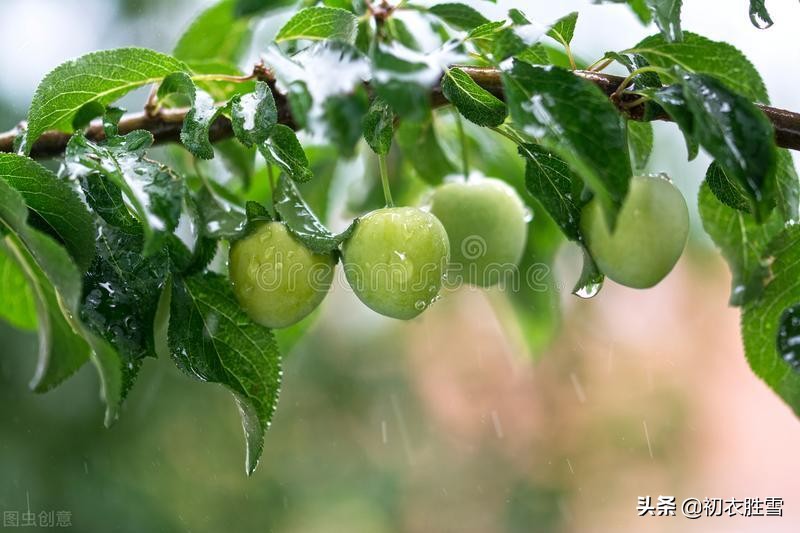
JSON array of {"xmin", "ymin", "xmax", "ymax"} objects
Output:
[
  {"xmin": 581, "ymin": 174, "xmax": 689, "ymax": 289},
  {"xmin": 342, "ymin": 207, "xmax": 449, "ymax": 320},
  {"xmin": 229, "ymin": 221, "xmax": 335, "ymax": 329},
  {"xmin": 429, "ymin": 176, "xmax": 529, "ymax": 287}
]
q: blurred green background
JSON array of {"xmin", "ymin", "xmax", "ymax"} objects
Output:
[{"xmin": 2, "ymin": 1, "xmax": 800, "ymax": 532}]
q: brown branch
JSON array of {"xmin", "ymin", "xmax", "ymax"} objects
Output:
[{"xmin": 2, "ymin": 67, "xmax": 800, "ymax": 159}]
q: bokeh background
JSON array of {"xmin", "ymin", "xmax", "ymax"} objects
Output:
[{"xmin": 2, "ymin": 1, "xmax": 800, "ymax": 531}]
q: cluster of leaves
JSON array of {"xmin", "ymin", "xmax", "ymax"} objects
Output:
[{"xmin": 1, "ymin": 0, "xmax": 799, "ymax": 475}]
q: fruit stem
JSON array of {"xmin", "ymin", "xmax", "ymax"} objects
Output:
[
  {"xmin": 378, "ymin": 154, "xmax": 395, "ymax": 207},
  {"xmin": 267, "ymin": 164, "xmax": 277, "ymax": 205},
  {"xmin": 455, "ymin": 112, "xmax": 470, "ymax": 180}
]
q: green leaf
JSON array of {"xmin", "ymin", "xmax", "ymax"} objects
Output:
[
  {"xmin": 749, "ymin": 0, "xmax": 774, "ymax": 29},
  {"xmin": 503, "ymin": 61, "xmax": 631, "ymax": 226},
  {"xmin": 274, "ymin": 174, "xmax": 353, "ymax": 254},
  {"xmin": 775, "ymin": 149, "xmax": 800, "ymax": 224},
  {"xmin": 698, "ymin": 181, "xmax": 781, "ymax": 306},
  {"xmin": 628, "ymin": 32, "xmax": 769, "ymax": 103},
  {"xmin": 441, "ymin": 67, "xmax": 507, "ymax": 127},
  {"xmin": 742, "ymin": 226, "xmax": 800, "ymax": 416},
  {"xmin": 230, "ymin": 81, "xmax": 278, "ymax": 147},
  {"xmin": 215, "ymin": 139, "xmax": 257, "ymax": 187},
  {"xmin": 323, "ymin": 87, "xmax": 369, "ymax": 158},
  {"xmin": 371, "ymin": 42, "xmax": 433, "ymax": 120},
  {"xmin": 190, "ymin": 186, "xmax": 246, "ymax": 240},
  {"xmin": 546, "ymin": 11, "xmax": 578, "ymax": 46},
  {"xmin": 1, "ymin": 236, "xmax": 90, "ymax": 393},
  {"xmin": 428, "ymin": 3, "xmax": 490, "ymax": 31},
  {"xmin": 0, "ymin": 154, "xmax": 96, "ymax": 271},
  {"xmin": 26, "ymin": 48, "xmax": 189, "ymax": 147},
  {"xmin": 490, "ymin": 28, "xmax": 529, "ymax": 62},
  {"xmin": 0, "ymin": 180, "xmax": 92, "ymax": 393},
  {"xmin": 158, "ymin": 72, "xmax": 225, "ymax": 160},
  {"xmin": 0, "ymin": 153, "xmax": 126, "ymax": 423},
  {"xmin": 0, "ymin": 246, "xmax": 37, "ymax": 330},
  {"xmin": 519, "ymin": 143, "xmax": 582, "ymax": 241},
  {"xmin": 235, "ymin": 0, "xmax": 296, "ymax": 17},
  {"xmin": 644, "ymin": 0, "xmax": 682, "ymax": 41},
  {"xmin": 627, "ymin": 120, "xmax": 654, "ymax": 172},
  {"xmin": 174, "ymin": 0, "xmax": 252, "ymax": 64},
  {"xmin": 626, "ymin": 0, "xmax": 653, "ymax": 23},
  {"xmin": 466, "ymin": 20, "xmax": 506, "ymax": 41},
  {"xmin": 396, "ymin": 114, "xmax": 456, "ymax": 186},
  {"xmin": 260, "ymin": 124, "xmax": 312, "ymax": 182},
  {"xmin": 515, "ymin": 43, "xmax": 551, "ymax": 65},
  {"xmin": 705, "ymin": 162, "xmax": 751, "ymax": 213},
  {"xmin": 363, "ymin": 98, "xmax": 394, "ymax": 155},
  {"xmin": 65, "ymin": 130, "xmax": 184, "ymax": 256},
  {"xmin": 680, "ymin": 73, "xmax": 776, "ymax": 220},
  {"xmin": 81, "ymin": 221, "xmax": 171, "ymax": 400},
  {"xmin": 641, "ymin": 84, "xmax": 698, "ymax": 159},
  {"xmin": 168, "ymin": 272, "xmax": 282, "ymax": 475},
  {"xmin": 275, "ymin": 6, "xmax": 358, "ymax": 43}
]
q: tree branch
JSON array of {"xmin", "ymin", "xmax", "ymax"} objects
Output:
[{"xmin": 2, "ymin": 67, "xmax": 799, "ymax": 159}]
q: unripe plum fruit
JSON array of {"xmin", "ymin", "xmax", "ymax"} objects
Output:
[
  {"xmin": 342, "ymin": 207, "xmax": 449, "ymax": 320},
  {"xmin": 229, "ymin": 221, "xmax": 335, "ymax": 329},
  {"xmin": 580, "ymin": 174, "xmax": 689, "ymax": 289},
  {"xmin": 429, "ymin": 176, "xmax": 528, "ymax": 287}
]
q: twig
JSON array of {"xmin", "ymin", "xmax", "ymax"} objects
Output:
[{"xmin": 3, "ymin": 67, "xmax": 800, "ymax": 158}]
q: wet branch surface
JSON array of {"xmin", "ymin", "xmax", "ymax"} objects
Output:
[{"xmin": 2, "ymin": 67, "xmax": 799, "ymax": 159}]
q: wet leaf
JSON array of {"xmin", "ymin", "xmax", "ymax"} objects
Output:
[
  {"xmin": 640, "ymin": 84, "xmax": 699, "ymax": 159},
  {"xmin": 158, "ymin": 72, "xmax": 225, "ymax": 160},
  {"xmin": 81, "ymin": 221, "xmax": 172, "ymax": 400},
  {"xmin": 644, "ymin": 0, "xmax": 682, "ymax": 41},
  {"xmin": 0, "ymin": 179, "xmax": 119, "ymax": 406},
  {"xmin": 363, "ymin": 98, "xmax": 394, "ymax": 155},
  {"xmin": 260, "ymin": 125, "xmax": 313, "ymax": 182},
  {"xmin": 275, "ymin": 6, "xmax": 358, "ymax": 43},
  {"xmin": 322, "ymin": 87, "xmax": 369, "ymax": 158},
  {"xmin": 26, "ymin": 48, "xmax": 189, "ymax": 147},
  {"xmin": 628, "ymin": 32, "xmax": 768, "ymax": 103},
  {"xmin": 705, "ymin": 162, "xmax": 751, "ymax": 213},
  {"xmin": 168, "ymin": 272, "xmax": 282, "ymax": 475},
  {"xmin": 742, "ymin": 226, "xmax": 800, "ymax": 416},
  {"xmin": 680, "ymin": 72, "xmax": 776, "ymax": 220},
  {"xmin": 698, "ymin": 180, "xmax": 781, "ymax": 306},
  {"xmin": 0, "ymin": 154, "xmax": 96, "ymax": 271},
  {"xmin": 396, "ymin": 113, "xmax": 456, "ymax": 186},
  {"xmin": 627, "ymin": 120, "xmax": 653, "ymax": 172},
  {"xmin": 503, "ymin": 61, "xmax": 631, "ymax": 227},
  {"xmin": 174, "ymin": 0, "xmax": 252, "ymax": 64},
  {"xmin": 519, "ymin": 143, "xmax": 582, "ymax": 241},
  {"xmin": 441, "ymin": 67, "xmax": 507, "ymax": 127},
  {"xmin": 428, "ymin": 3, "xmax": 490, "ymax": 31},
  {"xmin": 273, "ymin": 174, "xmax": 353, "ymax": 254},
  {"xmin": 546, "ymin": 11, "xmax": 578, "ymax": 46},
  {"xmin": 65, "ymin": 130, "xmax": 184, "ymax": 256},
  {"xmin": 230, "ymin": 81, "xmax": 279, "ymax": 147},
  {"xmin": 749, "ymin": 0, "xmax": 774, "ymax": 29},
  {"xmin": 0, "ymin": 246, "xmax": 37, "ymax": 330}
]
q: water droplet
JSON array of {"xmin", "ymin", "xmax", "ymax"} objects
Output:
[
  {"xmin": 574, "ymin": 279, "xmax": 603, "ymax": 299},
  {"xmin": 522, "ymin": 206, "xmax": 533, "ymax": 223},
  {"xmin": 777, "ymin": 304, "xmax": 800, "ymax": 372}
]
